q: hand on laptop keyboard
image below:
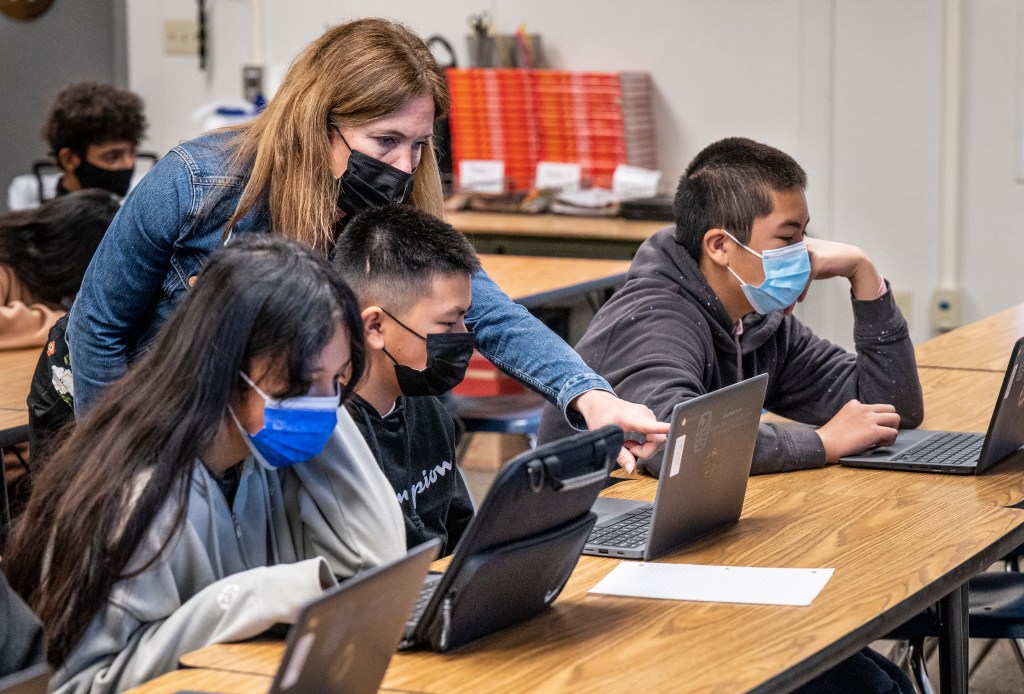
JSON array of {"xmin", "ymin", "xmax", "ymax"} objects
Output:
[{"xmin": 816, "ymin": 399, "xmax": 900, "ymax": 463}]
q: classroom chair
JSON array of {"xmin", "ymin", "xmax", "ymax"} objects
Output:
[
  {"xmin": 6, "ymin": 154, "xmax": 159, "ymax": 210},
  {"xmin": 449, "ymin": 391, "xmax": 546, "ymax": 460},
  {"xmin": 887, "ymin": 569, "xmax": 1024, "ymax": 691},
  {"xmin": 0, "ymin": 424, "xmax": 30, "ymax": 552}
]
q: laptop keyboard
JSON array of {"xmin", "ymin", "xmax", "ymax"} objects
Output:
[
  {"xmin": 408, "ymin": 572, "xmax": 443, "ymax": 627},
  {"xmin": 588, "ymin": 507, "xmax": 654, "ymax": 549},
  {"xmin": 893, "ymin": 431, "xmax": 985, "ymax": 466}
]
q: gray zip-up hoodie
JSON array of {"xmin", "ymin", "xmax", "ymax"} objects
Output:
[
  {"xmin": 52, "ymin": 408, "xmax": 405, "ymax": 694},
  {"xmin": 538, "ymin": 228, "xmax": 924, "ymax": 475}
]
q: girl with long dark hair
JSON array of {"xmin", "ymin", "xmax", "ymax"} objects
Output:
[
  {"xmin": 4, "ymin": 235, "xmax": 405, "ymax": 692},
  {"xmin": 0, "ymin": 189, "xmax": 118, "ymax": 349}
]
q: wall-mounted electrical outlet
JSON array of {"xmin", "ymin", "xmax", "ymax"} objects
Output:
[
  {"xmin": 931, "ymin": 287, "xmax": 963, "ymax": 332},
  {"xmin": 242, "ymin": 66, "xmax": 264, "ymax": 102},
  {"xmin": 164, "ymin": 19, "xmax": 199, "ymax": 56}
]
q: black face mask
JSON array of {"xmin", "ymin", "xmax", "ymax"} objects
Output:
[
  {"xmin": 380, "ymin": 308, "xmax": 475, "ymax": 397},
  {"xmin": 335, "ymin": 131, "xmax": 414, "ymax": 217},
  {"xmin": 75, "ymin": 158, "xmax": 134, "ymax": 197}
]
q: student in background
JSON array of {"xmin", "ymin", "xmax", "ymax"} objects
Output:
[
  {"xmin": 335, "ymin": 205, "xmax": 476, "ymax": 556},
  {"xmin": 7, "ymin": 82, "xmax": 147, "ymax": 210},
  {"xmin": 66, "ymin": 18, "xmax": 667, "ymax": 469},
  {"xmin": 0, "ymin": 190, "xmax": 119, "ymax": 349},
  {"xmin": 4, "ymin": 235, "xmax": 405, "ymax": 693},
  {"xmin": 539, "ymin": 137, "xmax": 923, "ymax": 475}
]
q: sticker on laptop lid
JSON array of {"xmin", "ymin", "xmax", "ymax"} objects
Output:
[{"xmin": 669, "ymin": 433, "xmax": 687, "ymax": 477}]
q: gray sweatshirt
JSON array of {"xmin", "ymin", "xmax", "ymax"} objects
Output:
[
  {"xmin": 52, "ymin": 408, "xmax": 405, "ymax": 694},
  {"xmin": 538, "ymin": 228, "xmax": 924, "ymax": 475}
]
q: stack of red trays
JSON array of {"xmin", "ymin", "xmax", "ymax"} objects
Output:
[{"xmin": 447, "ymin": 68, "xmax": 657, "ymax": 191}]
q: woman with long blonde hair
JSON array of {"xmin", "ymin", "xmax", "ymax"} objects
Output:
[{"xmin": 67, "ymin": 17, "xmax": 666, "ymax": 469}]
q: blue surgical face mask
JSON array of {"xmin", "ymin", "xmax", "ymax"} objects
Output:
[
  {"xmin": 722, "ymin": 230, "xmax": 811, "ymax": 314},
  {"xmin": 234, "ymin": 371, "xmax": 339, "ymax": 469}
]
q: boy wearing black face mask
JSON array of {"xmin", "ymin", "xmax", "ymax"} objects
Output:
[
  {"xmin": 31, "ymin": 82, "xmax": 147, "ymax": 206},
  {"xmin": 334, "ymin": 205, "xmax": 478, "ymax": 556}
]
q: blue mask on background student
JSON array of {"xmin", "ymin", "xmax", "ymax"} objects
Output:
[
  {"xmin": 722, "ymin": 230, "xmax": 811, "ymax": 314},
  {"xmin": 235, "ymin": 372, "xmax": 339, "ymax": 469}
]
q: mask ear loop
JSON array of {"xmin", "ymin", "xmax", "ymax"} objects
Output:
[
  {"xmin": 227, "ymin": 377, "xmax": 265, "ymax": 439},
  {"xmin": 720, "ymin": 228, "xmax": 767, "ymax": 290},
  {"xmin": 239, "ymin": 371, "xmax": 274, "ymax": 404},
  {"xmin": 227, "ymin": 405, "xmax": 253, "ymax": 436},
  {"xmin": 378, "ymin": 307, "xmax": 427, "ymax": 370},
  {"xmin": 334, "ymin": 126, "xmax": 353, "ymax": 153},
  {"xmin": 379, "ymin": 307, "xmax": 428, "ymax": 341},
  {"xmin": 719, "ymin": 229, "xmax": 752, "ymax": 287},
  {"xmin": 720, "ymin": 228, "xmax": 763, "ymax": 259}
]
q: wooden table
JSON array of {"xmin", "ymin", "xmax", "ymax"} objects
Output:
[
  {"xmin": 0, "ymin": 347, "xmax": 37, "ymax": 412},
  {"xmin": 179, "ymin": 479, "xmax": 1024, "ymax": 693},
  {"xmin": 915, "ymin": 302, "xmax": 1024, "ymax": 372},
  {"xmin": 449, "ymin": 211, "xmax": 668, "ymax": 260},
  {"xmin": 123, "ymin": 669, "xmax": 273, "ymax": 693},
  {"xmin": 479, "ymin": 254, "xmax": 630, "ymax": 309},
  {"xmin": 171, "ymin": 314, "xmax": 1024, "ymax": 692},
  {"xmin": 0, "ymin": 347, "xmax": 37, "ymax": 435}
]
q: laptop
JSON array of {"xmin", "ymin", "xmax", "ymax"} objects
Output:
[
  {"xmin": 584, "ymin": 374, "xmax": 768, "ymax": 561},
  {"xmin": 841, "ymin": 337, "xmax": 1024, "ymax": 474},
  {"xmin": 268, "ymin": 539, "xmax": 439, "ymax": 694},
  {"xmin": 0, "ymin": 665, "xmax": 49, "ymax": 694}
]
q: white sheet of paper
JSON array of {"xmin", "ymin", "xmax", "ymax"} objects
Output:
[{"xmin": 589, "ymin": 562, "xmax": 834, "ymax": 606}]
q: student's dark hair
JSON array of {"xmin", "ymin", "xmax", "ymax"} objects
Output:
[
  {"xmin": 41, "ymin": 81, "xmax": 147, "ymax": 156},
  {"xmin": 673, "ymin": 137, "xmax": 807, "ymax": 261},
  {"xmin": 333, "ymin": 205, "xmax": 481, "ymax": 312},
  {"xmin": 4, "ymin": 234, "xmax": 365, "ymax": 666},
  {"xmin": 0, "ymin": 189, "xmax": 119, "ymax": 302}
]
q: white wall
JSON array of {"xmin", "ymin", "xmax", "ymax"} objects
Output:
[
  {"xmin": 125, "ymin": 0, "xmax": 1022, "ymax": 346},
  {"xmin": 125, "ymin": 0, "xmax": 251, "ymax": 152},
  {"xmin": 960, "ymin": 1, "xmax": 1024, "ymax": 322}
]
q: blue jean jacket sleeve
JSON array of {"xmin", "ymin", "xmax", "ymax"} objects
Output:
[
  {"xmin": 467, "ymin": 269, "xmax": 612, "ymax": 428},
  {"xmin": 68, "ymin": 151, "xmax": 194, "ymax": 414}
]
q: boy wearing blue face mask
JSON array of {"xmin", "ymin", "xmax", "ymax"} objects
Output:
[
  {"xmin": 538, "ymin": 137, "xmax": 924, "ymax": 475},
  {"xmin": 334, "ymin": 205, "xmax": 478, "ymax": 556}
]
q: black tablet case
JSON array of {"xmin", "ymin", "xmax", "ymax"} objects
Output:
[{"xmin": 404, "ymin": 425, "xmax": 623, "ymax": 651}]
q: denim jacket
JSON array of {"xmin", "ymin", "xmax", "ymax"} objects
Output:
[{"xmin": 68, "ymin": 130, "xmax": 610, "ymax": 418}]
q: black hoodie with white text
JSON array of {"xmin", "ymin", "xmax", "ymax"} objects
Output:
[{"xmin": 347, "ymin": 393, "xmax": 474, "ymax": 555}]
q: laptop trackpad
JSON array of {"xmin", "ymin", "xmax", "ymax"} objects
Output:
[
  {"xmin": 841, "ymin": 428, "xmax": 937, "ymax": 463},
  {"xmin": 592, "ymin": 497, "xmax": 649, "ymax": 525}
]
